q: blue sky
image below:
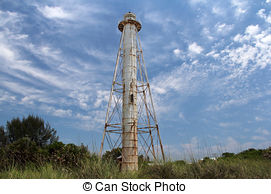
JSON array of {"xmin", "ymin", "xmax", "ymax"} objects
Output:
[{"xmin": 0, "ymin": 0, "xmax": 271, "ymax": 159}]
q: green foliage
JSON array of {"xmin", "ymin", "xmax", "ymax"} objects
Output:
[
  {"xmin": 0, "ymin": 139, "xmax": 91, "ymax": 170},
  {"xmin": 173, "ymin": 160, "xmax": 187, "ymax": 166},
  {"xmin": 47, "ymin": 142, "xmax": 90, "ymax": 168},
  {"xmin": 235, "ymin": 148, "xmax": 264, "ymax": 160},
  {"xmin": 1, "ymin": 151, "xmax": 271, "ymax": 178},
  {"xmin": 263, "ymin": 147, "xmax": 271, "ymax": 160},
  {"xmin": 222, "ymin": 152, "xmax": 235, "ymax": 158},
  {"xmin": 0, "ymin": 137, "xmax": 39, "ymax": 169},
  {"xmin": 1, "ymin": 115, "xmax": 271, "ymax": 178},
  {"xmin": 139, "ymin": 162, "xmax": 177, "ymax": 178},
  {"xmin": 6, "ymin": 115, "xmax": 58, "ymax": 147},
  {"xmin": 0, "ymin": 125, "xmax": 7, "ymax": 147},
  {"xmin": 0, "ymin": 164, "xmax": 73, "ymax": 179},
  {"xmin": 102, "ymin": 148, "xmax": 122, "ymax": 162}
]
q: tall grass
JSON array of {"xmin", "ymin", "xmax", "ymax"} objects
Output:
[{"xmin": 1, "ymin": 157, "xmax": 271, "ymax": 179}]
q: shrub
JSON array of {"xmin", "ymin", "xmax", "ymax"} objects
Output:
[
  {"xmin": 174, "ymin": 160, "xmax": 187, "ymax": 166},
  {"xmin": 222, "ymin": 152, "xmax": 235, "ymax": 158},
  {"xmin": 102, "ymin": 148, "xmax": 122, "ymax": 162},
  {"xmin": 47, "ymin": 142, "xmax": 90, "ymax": 168},
  {"xmin": 5, "ymin": 137, "xmax": 39, "ymax": 167},
  {"xmin": 236, "ymin": 148, "xmax": 264, "ymax": 160}
]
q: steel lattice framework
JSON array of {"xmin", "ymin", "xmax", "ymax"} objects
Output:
[{"xmin": 99, "ymin": 13, "xmax": 165, "ymax": 165}]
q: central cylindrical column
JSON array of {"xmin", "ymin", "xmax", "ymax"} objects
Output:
[{"xmin": 118, "ymin": 12, "xmax": 141, "ymax": 171}]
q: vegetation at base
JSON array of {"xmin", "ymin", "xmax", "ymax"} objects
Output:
[{"xmin": 1, "ymin": 115, "xmax": 271, "ymax": 178}]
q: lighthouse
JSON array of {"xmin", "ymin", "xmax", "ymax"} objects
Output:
[{"xmin": 100, "ymin": 12, "xmax": 165, "ymax": 171}]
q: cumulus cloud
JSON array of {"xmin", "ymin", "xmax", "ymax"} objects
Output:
[
  {"xmin": 188, "ymin": 42, "xmax": 203, "ymax": 54},
  {"xmin": 257, "ymin": 9, "xmax": 271, "ymax": 23},
  {"xmin": 215, "ymin": 23, "xmax": 234, "ymax": 35},
  {"xmin": 245, "ymin": 25, "xmax": 260, "ymax": 35},
  {"xmin": 173, "ymin": 48, "xmax": 183, "ymax": 58},
  {"xmin": 173, "ymin": 48, "xmax": 181, "ymax": 56},
  {"xmin": 38, "ymin": 6, "xmax": 72, "ymax": 19},
  {"xmin": 231, "ymin": 0, "xmax": 248, "ymax": 16}
]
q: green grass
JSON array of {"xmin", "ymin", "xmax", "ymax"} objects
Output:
[
  {"xmin": 1, "ymin": 157, "xmax": 271, "ymax": 179},
  {"xmin": 0, "ymin": 164, "xmax": 72, "ymax": 179}
]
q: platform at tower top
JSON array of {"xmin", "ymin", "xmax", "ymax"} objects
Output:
[{"xmin": 118, "ymin": 12, "xmax": 141, "ymax": 32}]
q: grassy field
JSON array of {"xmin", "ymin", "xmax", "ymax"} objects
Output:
[
  {"xmin": 1, "ymin": 116, "xmax": 270, "ymax": 178},
  {"xmin": 1, "ymin": 155, "xmax": 271, "ymax": 179},
  {"xmin": 1, "ymin": 137, "xmax": 271, "ymax": 179}
]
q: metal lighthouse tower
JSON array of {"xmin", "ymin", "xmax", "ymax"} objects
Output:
[{"xmin": 100, "ymin": 12, "xmax": 165, "ymax": 171}]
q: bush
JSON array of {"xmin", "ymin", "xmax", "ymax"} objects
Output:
[
  {"xmin": 236, "ymin": 148, "xmax": 264, "ymax": 160},
  {"xmin": 222, "ymin": 152, "xmax": 235, "ymax": 158},
  {"xmin": 102, "ymin": 148, "xmax": 122, "ymax": 163},
  {"xmin": 174, "ymin": 160, "xmax": 187, "ymax": 166},
  {"xmin": 46, "ymin": 142, "xmax": 90, "ymax": 168},
  {"xmin": 4, "ymin": 137, "xmax": 39, "ymax": 168}
]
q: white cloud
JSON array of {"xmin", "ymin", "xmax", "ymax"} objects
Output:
[
  {"xmin": 38, "ymin": 6, "xmax": 72, "ymax": 19},
  {"xmin": 245, "ymin": 25, "xmax": 260, "ymax": 35},
  {"xmin": 152, "ymin": 85, "xmax": 166, "ymax": 95},
  {"xmin": 202, "ymin": 27, "xmax": 214, "ymax": 40},
  {"xmin": 86, "ymin": 48, "xmax": 114, "ymax": 62},
  {"xmin": 221, "ymin": 24, "xmax": 271, "ymax": 79},
  {"xmin": 231, "ymin": 0, "xmax": 248, "ymax": 17},
  {"xmin": 188, "ymin": 0, "xmax": 207, "ymax": 5},
  {"xmin": 0, "ymin": 90, "xmax": 16, "ymax": 104},
  {"xmin": 94, "ymin": 90, "xmax": 109, "ymax": 108},
  {"xmin": 0, "ymin": 43, "xmax": 16, "ymax": 61},
  {"xmin": 173, "ymin": 48, "xmax": 181, "ymax": 56},
  {"xmin": 188, "ymin": 42, "xmax": 203, "ymax": 54},
  {"xmin": 0, "ymin": 80, "xmax": 43, "ymax": 97},
  {"xmin": 206, "ymin": 50, "xmax": 219, "ymax": 58},
  {"xmin": 75, "ymin": 113, "xmax": 91, "ymax": 121},
  {"xmin": 151, "ymin": 62, "xmax": 207, "ymax": 96},
  {"xmin": 212, "ymin": 6, "xmax": 225, "ymax": 16},
  {"xmin": 257, "ymin": 9, "xmax": 271, "ymax": 24},
  {"xmin": 173, "ymin": 48, "xmax": 182, "ymax": 58},
  {"xmin": 261, "ymin": 34, "xmax": 271, "ymax": 44},
  {"xmin": 215, "ymin": 23, "xmax": 234, "ymax": 35},
  {"xmin": 41, "ymin": 105, "xmax": 72, "ymax": 118},
  {"xmin": 266, "ymin": 0, "xmax": 271, "ymax": 3}
]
